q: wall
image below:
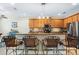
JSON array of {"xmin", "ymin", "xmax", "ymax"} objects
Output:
[
  {"xmin": 18, "ymin": 18, "xmax": 29, "ymax": 34},
  {"xmin": 0, "ymin": 18, "xmax": 30, "ymax": 36},
  {"xmin": 0, "ymin": 19, "xmax": 12, "ymax": 35}
]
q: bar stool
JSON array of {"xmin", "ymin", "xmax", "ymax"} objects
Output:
[
  {"xmin": 3, "ymin": 36, "xmax": 23, "ymax": 55},
  {"xmin": 23, "ymin": 35, "xmax": 39, "ymax": 55},
  {"xmin": 42, "ymin": 36, "xmax": 60, "ymax": 55},
  {"xmin": 66, "ymin": 37, "xmax": 77, "ymax": 55}
]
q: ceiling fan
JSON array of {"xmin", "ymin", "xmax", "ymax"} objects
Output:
[{"xmin": 0, "ymin": 15, "xmax": 8, "ymax": 19}]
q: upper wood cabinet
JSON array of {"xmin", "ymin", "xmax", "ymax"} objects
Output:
[
  {"xmin": 33, "ymin": 19, "xmax": 39, "ymax": 28},
  {"xmin": 51, "ymin": 20, "xmax": 55, "ymax": 27},
  {"xmin": 77, "ymin": 14, "xmax": 79, "ymax": 21},
  {"xmin": 72, "ymin": 15, "xmax": 78, "ymax": 22},
  {"xmin": 67, "ymin": 17, "xmax": 73, "ymax": 23},
  {"xmin": 29, "ymin": 19, "xmax": 34, "ymax": 28},
  {"xmin": 53, "ymin": 19, "xmax": 64, "ymax": 28},
  {"xmin": 39, "ymin": 19, "xmax": 46, "ymax": 27},
  {"xmin": 39, "ymin": 19, "xmax": 43, "ymax": 27},
  {"xmin": 64, "ymin": 13, "xmax": 79, "ymax": 28},
  {"xmin": 29, "ymin": 19, "xmax": 64, "ymax": 28},
  {"xmin": 64, "ymin": 18, "xmax": 68, "ymax": 28}
]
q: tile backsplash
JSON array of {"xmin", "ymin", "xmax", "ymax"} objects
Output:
[{"xmin": 29, "ymin": 27, "xmax": 65, "ymax": 33}]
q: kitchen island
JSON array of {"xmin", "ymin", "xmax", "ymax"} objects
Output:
[
  {"xmin": 16, "ymin": 32, "xmax": 67, "ymax": 41},
  {"xmin": 16, "ymin": 32, "xmax": 67, "ymax": 54}
]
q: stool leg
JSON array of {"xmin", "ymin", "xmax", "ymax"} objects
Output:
[
  {"xmin": 6, "ymin": 47, "xmax": 7, "ymax": 55},
  {"xmin": 25, "ymin": 47, "xmax": 28, "ymax": 55},
  {"xmin": 66, "ymin": 47, "xmax": 68, "ymax": 55},
  {"xmin": 42, "ymin": 45, "xmax": 45, "ymax": 55},
  {"xmin": 15, "ymin": 47, "xmax": 17, "ymax": 55},
  {"xmin": 56, "ymin": 47, "xmax": 58, "ymax": 55},
  {"xmin": 35, "ymin": 48, "xmax": 36, "ymax": 54},
  {"xmin": 13, "ymin": 49, "xmax": 15, "ymax": 55},
  {"xmin": 53, "ymin": 49, "xmax": 54, "ymax": 54},
  {"xmin": 76, "ymin": 48, "xmax": 77, "ymax": 55},
  {"xmin": 46, "ymin": 49, "xmax": 48, "ymax": 55}
]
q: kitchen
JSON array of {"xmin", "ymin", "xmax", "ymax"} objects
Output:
[{"xmin": 0, "ymin": 3, "xmax": 79, "ymax": 55}]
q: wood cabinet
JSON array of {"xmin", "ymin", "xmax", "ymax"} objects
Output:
[
  {"xmin": 72, "ymin": 15, "xmax": 78, "ymax": 22},
  {"xmin": 64, "ymin": 17, "xmax": 73, "ymax": 28},
  {"xmin": 29, "ymin": 19, "xmax": 64, "ymax": 28},
  {"xmin": 53, "ymin": 19, "xmax": 64, "ymax": 28},
  {"xmin": 39, "ymin": 19, "xmax": 43, "ymax": 27},
  {"xmin": 64, "ymin": 13, "xmax": 79, "ymax": 28},
  {"xmin": 77, "ymin": 14, "xmax": 79, "ymax": 21},
  {"xmin": 29, "ymin": 13, "xmax": 79, "ymax": 28},
  {"xmin": 33, "ymin": 19, "xmax": 39, "ymax": 27},
  {"xmin": 39, "ymin": 19, "xmax": 45, "ymax": 27},
  {"xmin": 51, "ymin": 20, "xmax": 55, "ymax": 27},
  {"xmin": 50, "ymin": 19, "xmax": 64, "ymax": 27},
  {"xmin": 67, "ymin": 17, "xmax": 73, "ymax": 23},
  {"xmin": 29, "ymin": 19, "xmax": 34, "ymax": 28},
  {"xmin": 64, "ymin": 18, "xmax": 68, "ymax": 28},
  {"xmin": 64, "ymin": 17, "xmax": 74, "ymax": 28}
]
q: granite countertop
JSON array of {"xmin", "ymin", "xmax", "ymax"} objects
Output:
[{"xmin": 16, "ymin": 32, "xmax": 66, "ymax": 35}]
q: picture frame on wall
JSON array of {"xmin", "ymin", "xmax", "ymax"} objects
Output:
[{"xmin": 12, "ymin": 22, "xmax": 17, "ymax": 28}]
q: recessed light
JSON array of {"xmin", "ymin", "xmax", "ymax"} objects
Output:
[{"xmin": 57, "ymin": 13, "xmax": 61, "ymax": 16}]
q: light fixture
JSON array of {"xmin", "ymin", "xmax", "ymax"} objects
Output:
[
  {"xmin": 57, "ymin": 13, "xmax": 61, "ymax": 16},
  {"xmin": 40, "ymin": 3, "xmax": 46, "ymax": 18},
  {"xmin": 41, "ymin": 3, "xmax": 46, "ymax": 5}
]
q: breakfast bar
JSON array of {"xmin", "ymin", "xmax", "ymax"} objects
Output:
[
  {"xmin": 16, "ymin": 32, "xmax": 66, "ymax": 40},
  {"xmin": 15, "ymin": 32, "xmax": 67, "ymax": 54}
]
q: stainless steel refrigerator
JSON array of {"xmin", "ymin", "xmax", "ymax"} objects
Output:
[{"xmin": 67, "ymin": 22, "xmax": 79, "ymax": 48}]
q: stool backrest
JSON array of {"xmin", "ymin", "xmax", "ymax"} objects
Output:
[
  {"xmin": 3, "ymin": 36, "xmax": 16, "ymax": 47},
  {"xmin": 44, "ymin": 36, "xmax": 60, "ymax": 47},
  {"xmin": 23, "ymin": 36, "xmax": 37, "ymax": 47},
  {"xmin": 46, "ymin": 39, "xmax": 59, "ymax": 47}
]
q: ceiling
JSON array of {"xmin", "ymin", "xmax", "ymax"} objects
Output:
[{"xmin": 0, "ymin": 3, "xmax": 79, "ymax": 19}]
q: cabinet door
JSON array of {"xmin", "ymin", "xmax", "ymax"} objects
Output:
[
  {"xmin": 54, "ymin": 19, "xmax": 64, "ymax": 27},
  {"xmin": 67, "ymin": 17, "xmax": 73, "ymax": 23},
  {"xmin": 72, "ymin": 15, "xmax": 78, "ymax": 22},
  {"xmin": 39, "ymin": 19, "xmax": 44, "ymax": 27},
  {"xmin": 51, "ymin": 20, "xmax": 55, "ymax": 27},
  {"xmin": 77, "ymin": 14, "xmax": 79, "ymax": 22},
  {"xmin": 64, "ymin": 18, "xmax": 68, "ymax": 28},
  {"xmin": 29, "ymin": 19, "xmax": 34, "ymax": 28},
  {"xmin": 33, "ymin": 19, "xmax": 39, "ymax": 28},
  {"xmin": 44, "ymin": 19, "xmax": 47, "ymax": 24}
]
